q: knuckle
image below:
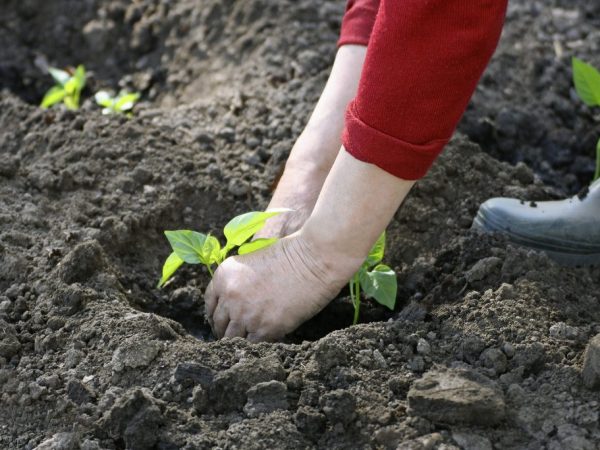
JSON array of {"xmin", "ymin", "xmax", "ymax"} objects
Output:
[{"xmin": 222, "ymin": 282, "xmax": 242, "ymax": 299}]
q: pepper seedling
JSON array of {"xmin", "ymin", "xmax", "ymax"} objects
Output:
[
  {"xmin": 349, "ymin": 232, "xmax": 397, "ymax": 324},
  {"xmin": 572, "ymin": 57, "xmax": 600, "ymax": 180},
  {"xmin": 95, "ymin": 90, "xmax": 141, "ymax": 116},
  {"xmin": 41, "ymin": 65, "xmax": 86, "ymax": 110},
  {"xmin": 157, "ymin": 209, "xmax": 288, "ymax": 288}
]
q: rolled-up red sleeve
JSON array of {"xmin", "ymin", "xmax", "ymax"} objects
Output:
[
  {"xmin": 342, "ymin": 0, "xmax": 508, "ymax": 180},
  {"xmin": 338, "ymin": 0, "xmax": 380, "ymax": 47}
]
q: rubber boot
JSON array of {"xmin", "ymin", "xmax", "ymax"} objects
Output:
[{"xmin": 472, "ymin": 179, "xmax": 600, "ymax": 266}]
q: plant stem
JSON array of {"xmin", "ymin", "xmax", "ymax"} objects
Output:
[
  {"xmin": 353, "ymin": 276, "xmax": 361, "ymax": 325},
  {"xmin": 206, "ymin": 265, "xmax": 214, "ymax": 277},
  {"xmin": 595, "ymin": 137, "xmax": 600, "ymax": 181}
]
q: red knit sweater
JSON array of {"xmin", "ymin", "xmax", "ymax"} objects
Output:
[{"xmin": 339, "ymin": 0, "xmax": 508, "ymax": 180}]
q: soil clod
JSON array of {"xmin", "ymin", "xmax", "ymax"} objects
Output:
[{"xmin": 407, "ymin": 368, "xmax": 506, "ymax": 426}]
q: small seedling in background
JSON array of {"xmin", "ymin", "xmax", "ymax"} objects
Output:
[
  {"xmin": 95, "ymin": 90, "xmax": 141, "ymax": 116},
  {"xmin": 349, "ymin": 232, "xmax": 397, "ymax": 324},
  {"xmin": 572, "ymin": 57, "xmax": 600, "ymax": 180},
  {"xmin": 41, "ymin": 65, "xmax": 86, "ymax": 110},
  {"xmin": 157, "ymin": 209, "xmax": 288, "ymax": 288}
]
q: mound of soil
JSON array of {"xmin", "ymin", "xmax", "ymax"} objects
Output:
[{"xmin": 1, "ymin": 1, "xmax": 599, "ymax": 449}]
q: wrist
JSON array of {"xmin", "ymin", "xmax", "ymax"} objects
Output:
[
  {"xmin": 298, "ymin": 218, "xmax": 366, "ymax": 278},
  {"xmin": 293, "ymin": 226, "xmax": 365, "ymax": 286},
  {"xmin": 296, "ymin": 148, "xmax": 415, "ymax": 271}
]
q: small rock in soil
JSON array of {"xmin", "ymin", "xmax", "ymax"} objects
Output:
[
  {"xmin": 0, "ymin": 156, "xmax": 20, "ymax": 178},
  {"xmin": 452, "ymin": 431, "xmax": 493, "ymax": 450},
  {"xmin": 0, "ymin": 321, "xmax": 21, "ymax": 358},
  {"xmin": 460, "ymin": 335, "xmax": 486, "ymax": 364},
  {"xmin": 243, "ymin": 380, "xmax": 288, "ymax": 418},
  {"xmin": 111, "ymin": 337, "xmax": 161, "ymax": 372},
  {"xmin": 51, "ymin": 285, "xmax": 87, "ymax": 316},
  {"xmin": 211, "ymin": 355, "xmax": 285, "ymax": 413},
  {"xmin": 549, "ymin": 322, "xmax": 579, "ymax": 340},
  {"xmin": 319, "ymin": 389, "xmax": 356, "ymax": 427},
  {"xmin": 396, "ymin": 301, "xmax": 428, "ymax": 322},
  {"xmin": 66, "ymin": 379, "xmax": 95, "ymax": 405},
  {"xmin": 465, "ymin": 257, "xmax": 502, "ymax": 283},
  {"xmin": 408, "ymin": 356, "xmax": 426, "ymax": 373},
  {"xmin": 512, "ymin": 342, "xmax": 547, "ymax": 376},
  {"xmin": 502, "ymin": 342, "xmax": 515, "ymax": 358},
  {"xmin": 227, "ymin": 178, "xmax": 249, "ymax": 197},
  {"xmin": 96, "ymin": 388, "xmax": 164, "ymax": 450},
  {"xmin": 479, "ymin": 348, "xmax": 508, "ymax": 374},
  {"xmin": 416, "ymin": 338, "xmax": 431, "ymax": 355},
  {"xmin": 295, "ymin": 406, "xmax": 326, "ymax": 435},
  {"xmin": 312, "ymin": 336, "xmax": 348, "ymax": 372},
  {"xmin": 192, "ymin": 385, "xmax": 209, "ymax": 414},
  {"xmin": 173, "ymin": 362, "xmax": 214, "ymax": 388},
  {"xmin": 407, "ymin": 368, "xmax": 505, "ymax": 426},
  {"xmin": 33, "ymin": 432, "xmax": 79, "ymax": 450},
  {"xmin": 396, "ymin": 432, "xmax": 445, "ymax": 450},
  {"xmin": 56, "ymin": 240, "xmax": 106, "ymax": 284},
  {"xmin": 582, "ymin": 333, "xmax": 600, "ymax": 390}
]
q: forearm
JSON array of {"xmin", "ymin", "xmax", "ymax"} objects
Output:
[
  {"xmin": 301, "ymin": 148, "xmax": 414, "ymax": 271},
  {"xmin": 265, "ymin": 45, "xmax": 366, "ymax": 214},
  {"xmin": 284, "ymin": 45, "xmax": 367, "ymax": 173}
]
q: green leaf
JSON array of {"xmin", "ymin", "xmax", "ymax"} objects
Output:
[
  {"xmin": 63, "ymin": 95, "xmax": 79, "ymax": 110},
  {"xmin": 95, "ymin": 91, "xmax": 115, "ymax": 108},
  {"xmin": 48, "ymin": 67, "xmax": 70, "ymax": 86},
  {"xmin": 364, "ymin": 232, "xmax": 386, "ymax": 268},
  {"xmin": 40, "ymin": 86, "xmax": 66, "ymax": 108},
  {"xmin": 572, "ymin": 57, "xmax": 600, "ymax": 107},
  {"xmin": 157, "ymin": 252, "xmax": 184, "ymax": 288},
  {"xmin": 64, "ymin": 76, "xmax": 77, "ymax": 95},
  {"xmin": 115, "ymin": 92, "xmax": 140, "ymax": 112},
  {"xmin": 595, "ymin": 137, "xmax": 600, "ymax": 181},
  {"xmin": 223, "ymin": 208, "xmax": 290, "ymax": 251},
  {"xmin": 73, "ymin": 65, "xmax": 86, "ymax": 90},
  {"xmin": 164, "ymin": 230, "xmax": 210, "ymax": 264},
  {"xmin": 202, "ymin": 234, "xmax": 222, "ymax": 265},
  {"xmin": 359, "ymin": 264, "xmax": 397, "ymax": 310},
  {"xmin": 238, "ymin": 238, "xmax": 278, "ymax": 255}
]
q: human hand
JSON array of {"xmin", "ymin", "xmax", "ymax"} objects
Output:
[{"xmin": 204, "ymin": 231, "xmax": 358, "ymax": 342}]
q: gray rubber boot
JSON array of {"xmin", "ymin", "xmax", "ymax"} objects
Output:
[{"xmin": 472, "ymin": 179, "xmax": 600, "ymax": 266}]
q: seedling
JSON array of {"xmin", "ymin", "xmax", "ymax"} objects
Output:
[
  {"xmin": 349, "ymin": 232, "xmax": 397, "ymax": 324},
  {"xmin": 157, "ymin": 209, "xmax": 288, "ymax": 288},
  {"xmin": 95, "ymin": 90, "xmax": 141, "ymax": 116},
  {"xmin": 572, "ymin": 57, "xmax": 600, "ymax": 180},
  {"xmin": 41, "ymin": 65, "xmax": 86, "ymax": 110}
]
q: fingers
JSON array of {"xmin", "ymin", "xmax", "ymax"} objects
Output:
[
  {"xmin": 224, "ymin": 320, "xmax": 246, "ymax": 338},
  {"xmin": 204, "ymin": 280, "xmax": 218, "ymax": 320},
  {"xmin": 247, "ymin": 331, "xmax": 277, "ymax": 343},
  {"xmin": 212, "ymin": 302, "xmax": 230, "ymax": 339}
]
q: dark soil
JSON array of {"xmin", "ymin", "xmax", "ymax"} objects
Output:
[{"xmin": 1, "ymin": 1, "xmax": 599, "ymax": 449}]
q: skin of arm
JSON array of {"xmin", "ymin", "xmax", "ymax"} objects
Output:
[
  {"xmin": 255, "ymin": 45, "xmax": 367, "ymax": 238},
  {"xmin": 302, "ymin": 147, "xmax": 414, "ymax": 268}
]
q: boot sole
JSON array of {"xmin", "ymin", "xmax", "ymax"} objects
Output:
[{"xmin": 472, "ymin": 212, "xmax": 600, "ymax": 267}]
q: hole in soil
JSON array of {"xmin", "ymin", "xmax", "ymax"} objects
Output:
[
  {"xmin": 108, "ymin": 191, "xmax": 228, "ymax": 341},
  {"xmin": 289, "ymin": 295, "xmax": 394, "ymax": 343},
  {"xmin": 108, "ymin": 191, "xmax": 398, "ymax": 342}
]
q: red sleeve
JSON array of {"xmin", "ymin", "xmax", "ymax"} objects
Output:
[
  {"xmin": 342, "ymin": 0, "xmax": 508, "ymax": 180},
  {"xmin": 338, "ymin": 0, "xmax": 380, "ymax": 47}
]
